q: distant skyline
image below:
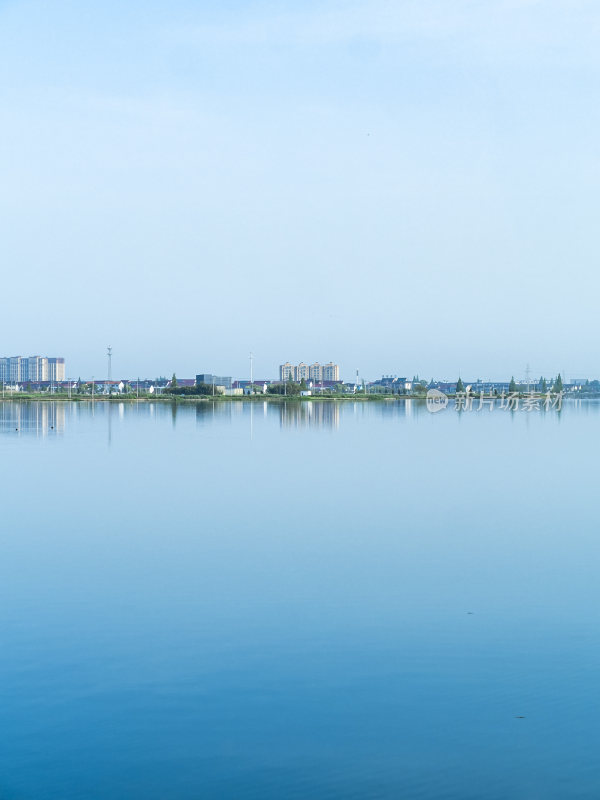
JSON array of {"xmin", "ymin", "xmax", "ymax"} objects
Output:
[
  {"xmin": 4, "ymin": 352, "xmax": 584, "ymax": 384},
  {"xmin": 2, "ymin": 1, "xmax": 599, "ymax": 379}
]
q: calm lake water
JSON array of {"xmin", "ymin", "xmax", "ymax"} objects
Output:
[{"xmin": 0, "ymin": 399, "xmax": 598, "ymax": 799}]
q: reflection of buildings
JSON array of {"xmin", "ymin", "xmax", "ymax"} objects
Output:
[
  {"xmin": 0, "ymin": 402, "xmax": 66, "ymax": 435},
  {"xmin": 376, "ymin": 398, "xmax": 414, "ymax": 418},
  {"xmin": 195, "ymin": 400, "xmax": 245, "ymax": 424},
  {"xmin": 278, "ymin": 401, "xmax": 339, "ymax": 430}
]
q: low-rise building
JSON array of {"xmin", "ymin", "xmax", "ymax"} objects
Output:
[
  {"xmin": 196, "ymin": 374, "xmax": 233, "ymax": 389},
  {"xmin": 234, "ymin": 380, "xmax": 270, "ymax": 394},
  {"xmin": 369, "ymin": 376, "xmax": 411, "ymax": 393}
]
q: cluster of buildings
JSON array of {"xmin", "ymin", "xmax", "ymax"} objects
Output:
[
  {"xmin": 368, "ymin": 376, "xmax": 584, "ymax": 395},
  {"xmin": 158, "ymin": 364, "xmax": 343, "ymax": 396},
  {"xmin": 0, "ymin": 352, "xmax": 591, "ymax": 398},
  {"xmin": 0, "ymin": 356, "xmax": 65, "ymax": 384},
  {"xmin": 279, "ymin": 362, "xmax": 340, "ymax": 382}
]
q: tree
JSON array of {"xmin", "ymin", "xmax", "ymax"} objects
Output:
[
  {"xmin": 299, "ymin": 378, "xmax": 307, "ymax": 390},
  {"xmin": 553, "ymin": 373, "xmax": 563, "ymax": 392},
  {"xmin": 539, "ymin": 376, "xmax": 547, "ymax": 393},
  {"xmin": 456, "ymin": 377, "xmax": 464, "ymax": 393},
  {"xmin": 509, "ymin": 376, "xmax": 517, "ymax": 393},
  {"xmin": 171, "ymin": 373, "xmax": 177, "ymax": 388},
  {"xmin": 267, "ymin": 381, "xmax": 300, "ymax": 395},
  {"xmin": 166, "ymin": 383, "xmax": 215, "ymax": 396}
]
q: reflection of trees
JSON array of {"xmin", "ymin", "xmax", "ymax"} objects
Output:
[
  {"xmin": 195, "ymin": 402, "xmax": 215, "ymax": 422},
  {"xmin": 0, "ymin": 401, "xmax": 65, "ymax": 435},
  {"xmin": 195, "ymin": 401, "xmax": 243, "ymax": 424}
]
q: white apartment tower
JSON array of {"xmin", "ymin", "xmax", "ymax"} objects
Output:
[
  {"xmin": 279, "ymin": 362, "xmax": 294, "ymax": 381},
  {"xmin": 296, "ymin": 362, "xmax": 309, "ymax": 382},
  {"xmin": 309, "ymin": 363, "xmax": 322, "ymax": 382},
  {"xmin": 322, "ymin": 362, "xmax": 340, "ymax": 381},
  {"xmin": 47, "ymin": 358, "xmax": 66, "ymax": 382},
  {"xmin": 0, "ymin": 356, "xmax": 65, "ymax": 383},
  {"xmin": 279, "ymin": 361, "xmax": 340, "ymax": 383}
]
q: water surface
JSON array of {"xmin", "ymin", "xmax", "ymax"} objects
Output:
[{"xmin": 0, "ymin": 399, "xmax": 598, "ymax": 799}]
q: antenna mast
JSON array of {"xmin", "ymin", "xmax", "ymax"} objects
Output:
[{"xmin": 107, "ymin": 346, "xmax": 112, "ymax": 384}]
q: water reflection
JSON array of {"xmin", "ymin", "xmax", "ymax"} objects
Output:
[
  {"xmin": 195, "ymin": 400, "xmax": 241, "ymax": 423},
  {"xmin": 278, "ymin": 400, "xmax": 340, "ymax": 429},
  {"xmin": 2, "ymin": 395, "xmax": 600, "ymax": 800},
  {"xmin": 376, "ymin": 398, "xmax": 413, "ymax": 418},
  {"xmin": 2, "ymin": 398, "xmax": 598, "ymax": 441},
  {"xmin": 0, "ymin": 401, "xmax": 66, "ymax": 435}
]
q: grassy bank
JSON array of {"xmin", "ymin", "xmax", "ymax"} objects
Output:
[{"xmin": 0, "ymin": 391, "xmax": 589, "ymax": 404}]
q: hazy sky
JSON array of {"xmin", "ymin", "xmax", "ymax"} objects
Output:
[{"xmin": 1, "ymin": 0, "xmax": 599, "ymax": 381}]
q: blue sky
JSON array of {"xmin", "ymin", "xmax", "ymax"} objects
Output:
[{"xmin": 1, "ymin": 0, "xmax": 599, "ymax": 381}]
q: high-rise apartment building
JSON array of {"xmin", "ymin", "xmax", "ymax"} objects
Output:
[
  {"xmin": 47, "ymin": 358, "xmax": 65, "ymax": 382},
  {"xmin": 0, "ymin": 357, "xmax": 24, "ymax": 382},
  {"xmin": 309, "ymin": 363, "xmax": 322, "ymax": 382},
  {"xmin": 279, "ymin": 361, "xmax": 340, "ymax": 383},
  {"xmin": 9, "ymin": 357, "xmax": 22, "ymax": 382},
  {"xmin": 296, "ymin": 362, "xmax": 309, "ymax": 382},
  {"xmin": 322, "ymin": 362, "xmax": 340, "ymax": 382},
  {"xmin": 27, "ymin": 356, "xmax": 48, "ymax": 381},
  {"xmin": 279, "ymin": 362, "xmax": 294, "ymax": 381},
  {"xmin": 0, "ymin": 356, "xmax": 65, "ymax": 383}
]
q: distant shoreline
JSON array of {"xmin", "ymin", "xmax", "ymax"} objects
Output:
[
  {"xmin": 0, "ymin": 393, "xmax": 598, "ymax": 404},
  {"xmin": 0, "ymin": 394, "xmax": 400, "ymax": 403}
]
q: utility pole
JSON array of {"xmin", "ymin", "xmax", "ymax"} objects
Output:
[
  {"xmin": 249, "ymin": 352, "xmax": 254, "ymax": 389},
  {"xmin": 107, "ymin": 346, "xmax": 112, "ymax": 392}
]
